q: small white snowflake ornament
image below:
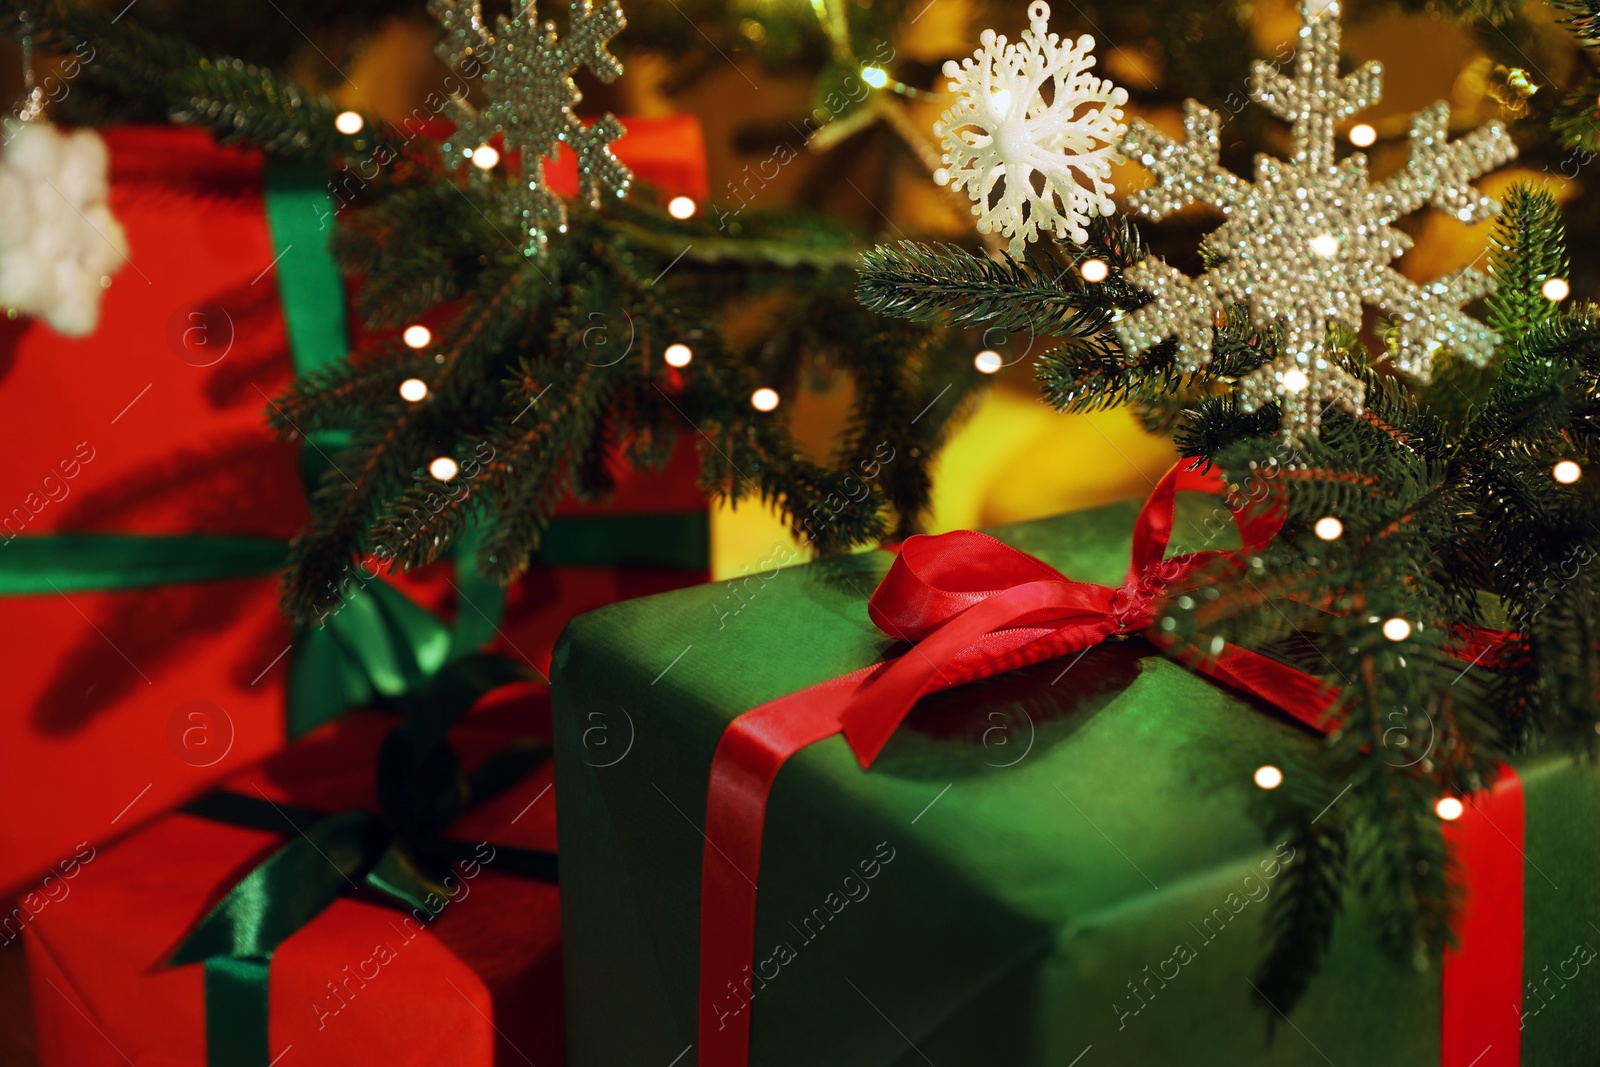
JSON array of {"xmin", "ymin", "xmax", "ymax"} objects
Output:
[
  {"xmin": 0, "ymin": 120, "xmax": 126, "ymax": 337},
  {"xmin": 934, "ymin": 1, "xmax": 1127, "ymax": 257}
]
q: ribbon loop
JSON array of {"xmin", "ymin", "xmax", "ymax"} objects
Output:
[
  {"xmin": 844, "ymin": 577, "xmax": 1118, "ymax": 767},
  {"xmin": 867, "ymin": 530, "xmax": 1077, "ymax": 640},
  {"xmin": 1125, "ymin": 461, "xmax": 1282, "ymax": 577}
]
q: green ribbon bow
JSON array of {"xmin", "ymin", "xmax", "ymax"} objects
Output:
[{"xmin": 170, "ymin": 651, "xmax": 554, "ymax": 1067}]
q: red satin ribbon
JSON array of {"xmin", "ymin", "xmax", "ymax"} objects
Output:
[
  {"xmin": 696, "ymin": 460, "xmax": 1523, "ymax": 1067},
  {"xmin": 1442, "ymin": 769, "xmax": 1525, "ymax": 1067}
]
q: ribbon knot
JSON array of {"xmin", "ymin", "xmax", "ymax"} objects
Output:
[{"xmin": 1110, "ymin": 584, "xmax": 1156, "ymax": 633}]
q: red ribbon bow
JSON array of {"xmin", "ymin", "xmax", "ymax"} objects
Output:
[{"xmin": 696, "ymin": 461, "xmax": 1522, "ymax": 1067}]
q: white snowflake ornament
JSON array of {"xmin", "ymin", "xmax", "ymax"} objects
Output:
[
  {"xmin": 1115, "ymin": 0, "xmax": 1517, "ymax": 438},
  {"xmin": 0, "ymin": 120, "xmax": 127, "ymax": 337},
  {"xmin": 934, "ymin": 2, "xmax": 1127, "ymax": 257}
]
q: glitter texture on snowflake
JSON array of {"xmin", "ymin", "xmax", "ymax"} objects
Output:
[
  {"xmin": 934, "ymin": 1, "xmax": 1127, "ymax": 257},
  {"xmin": 429, "ymin": 0, "xmax": 631, "ymax": 255},
  {"xmin": 1114, "ymin": 0, "xmax": 1517, "ymax": 437}
]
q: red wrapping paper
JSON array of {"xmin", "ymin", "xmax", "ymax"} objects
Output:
[
  {"xmin": 25, "ymin": 691, "xmax": 562, "ymax": 1067},
  {"xmin": 1441, "ymin": 772, "xmax": 1526, "ymax": 1067}
]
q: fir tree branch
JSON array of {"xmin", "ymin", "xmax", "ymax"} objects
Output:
[
  {"xmin": 276, "ymin": 262, "xmax": 531, "ymax": 619},
  {"xmin": 856, "ymin": 241, "xmax": 1103, "ymax": 335},
  {"xmin": 1041, "ymin": 305, "xmax": 1274, "ymax": 417},
  {"xmin": 2, "ymin": 0, "xmax": 379, "ymax": 160},
  {"xmin": 605, "ymin": 206, "xmax": 863, "ymax": 271},
  {"xmin": 856, "ymin": 214, "xmax": 1147, "ymax": 337},
  {"xmin": 1550, "ymin": 0, "xmax": 1600, "ymax": 46},
  {"xmin": 1486, "ymin": 183, "xmax": 1571, "ymax": 345},
  {"xmin": 1552, "ymin": 75, "xmax": 1600, "ymax": 154},
  {"xmin": 1249, "ymin": 759, "xmax": 1348, "ymax": 1025},
  {"xmin": 334, "ymin": 181, "xmax": 509, "ymax": 329}
]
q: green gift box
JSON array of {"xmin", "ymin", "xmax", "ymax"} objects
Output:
[{"xmin": 551, "ymin": 495, "xmax": 1600, "ymax": 1066}]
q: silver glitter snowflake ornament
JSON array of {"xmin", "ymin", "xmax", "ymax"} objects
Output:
[
  {"xmin": 429, "ymin": 0, "xmax": 631, "ymax": 255},
  {"xmin": 934, "ymin": 2, "xmax": 1127, "ymax": 257},
  {"xmin": 1115, "ymin": 0, "xmax": 1517, "ymax": 438}
]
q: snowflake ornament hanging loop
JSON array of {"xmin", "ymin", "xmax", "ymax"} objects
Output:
[
  {"xmin": 1114, "ymin": 0, "xmax": 1517, "ymax": 439},
  {"xmin": 429, "ymin": 0, "xmax": 632, "ymax": 257},
  {"xmin": 934, "ymin": 2, "xmax": 1128, "ymax": 257}
]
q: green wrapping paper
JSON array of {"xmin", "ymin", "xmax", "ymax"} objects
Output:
[{"xmin": 552, "ymin": 498, "xmax": 1600, "ymax": 1066}]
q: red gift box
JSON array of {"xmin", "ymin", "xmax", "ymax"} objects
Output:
[
  {"xmin": 24, "ymin": 689, "xmax": 562, "ymax": 1067},
  {"xmin": 0, "ymin": 117, "xmax": 710, "ymax": 897},
  {"xmin": 0, "ymin": 126, "xmax": 309, "ymax": 899}
]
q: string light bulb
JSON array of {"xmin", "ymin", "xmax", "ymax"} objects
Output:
[
  {"xmin": 974, "ymin": 350, "xmax": 1004, "ymax": 374},
  {"xmin": 403, "ymin": 325, "xmax": 432, "ymax": 349},
  {"xmin": 668, "ymin": 196, "xmax": 696, "ymax": 220},
  {"xmin": 1435, "ymin": 797, "xmax": 1465, "ymax": 821},
  {"xmin": 1314, "ymin": 516, "xmax": 1343, "ymax": 541},
  {"xmin": 471, "ymin": 144, "xmax": 501, "ymax": 170},
  {"xmin": 1080, "ymin": 258, "xmax": 1110, "ymax": 283},
  {"xmin": 1543, "ymin": 277, "xmax": 1571, "ymax": 302},
  {"xmin": 664, "ymin": 343, "xmax": 693, "ymax": 367},
  {"xmin": 1383, "ymin": 617, "xmax": 1412, "ymax": 642},
  {"xmin": 334, "ymin": 111, "xmax": 364, "ymax": 135},
  {"xmin": 751, "ymin": 387, "xmax": 780, "ymax": 412},
  {"xmin": 1554, "ymin": 460, "xmax": 1582, "ymax": 485},
  {"xmin": 1253, "ymin": 765, "xmax": 1283, "ymax": 789},
  {"xmin": 1348, "ymin": 123, "xmax": 1377, "ymax": 147},
  {"xmin": 429, "ymin": 456, "xmax": 459, "ymax": 481},
  {"xmin": 1308, "ymin": 233, "xmax": 1340, "ymax": 258},
  {"xmin": 398, "ymin": 378, "xmax": 428, "ymax": 402},
  {"xmin": 1281, "ymin": 368, "xmax": 1310, "ymax": 393},
  {"xmin": 861, "ymin": 66, "xmax": 889, "ymax": 89}
]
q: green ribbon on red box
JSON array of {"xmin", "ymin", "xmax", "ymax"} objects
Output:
[
  {"xmin": 0, "ymin": 161, "xmax": 504, "ymax": 737},
  {"xmin": 171, "ymin": 651, "xmax": 554, "ymax": 1067}
]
